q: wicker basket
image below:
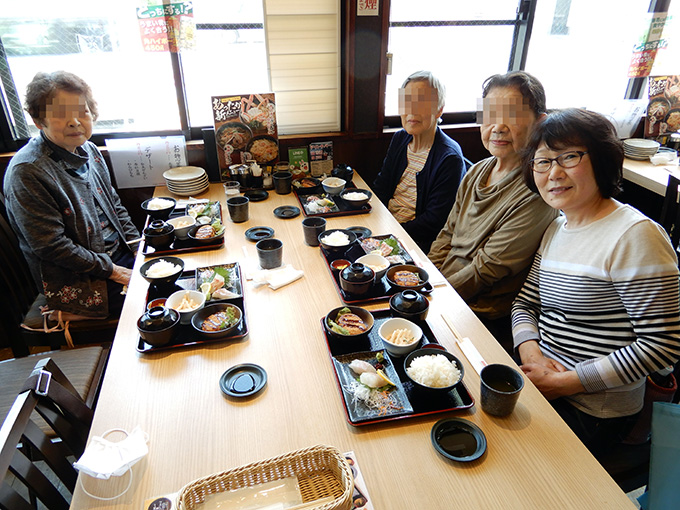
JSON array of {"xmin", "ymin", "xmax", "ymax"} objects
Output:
[{"xmin": 176, "ymin": 444, "xmax": 354, "ymax": 510}]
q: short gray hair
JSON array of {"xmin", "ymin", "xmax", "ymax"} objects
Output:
[{"xmin": 402, "ymin": 70, "xmax": 446, "ymax": 111}]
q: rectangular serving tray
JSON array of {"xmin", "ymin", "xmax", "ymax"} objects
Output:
[
  {"xmin": 322, "ymin": 309, "xmax": 474, "ymax": 426},
  {"xmin": 294, "ymin": 182, "xmax": 372, "ymax": 218},
  {"xmin": 320, "ymin": 234, "xmax": 432, "ymax": 304},
  {"xmin": 137, "ymin": 263, "xmax": 248, "ymax": 353},
  {"xmin": 140, "ymin": 203, "xmax": 225, "ymax": 257}
]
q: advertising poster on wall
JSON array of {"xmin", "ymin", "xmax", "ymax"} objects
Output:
[
  {"xmin": 211, "ymin": 93, "xmax": 279, "ymax": 181},
  {"xmin": 645, "ymin": 75, "xmax": 680, "ymax": 138}
]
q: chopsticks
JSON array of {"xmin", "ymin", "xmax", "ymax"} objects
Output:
[
  {"xmin": 441, "ymin": 313, "xmax": 488, "ymax": 375},
  {"xmin": 126, "ymin": 237, "xmax": 143, "ymax": 245}
]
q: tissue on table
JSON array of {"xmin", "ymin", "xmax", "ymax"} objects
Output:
[{"xmin": 248, "ymin": 264, "xmax": 304, "ymax": 290}]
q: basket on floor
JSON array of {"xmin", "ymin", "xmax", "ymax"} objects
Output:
[{"xmin": 176, "ymin": 444, "xmax": 354, "ymax": 510}]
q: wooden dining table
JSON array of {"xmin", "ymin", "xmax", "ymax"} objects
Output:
[{"xmin": 69, "ymin": 174, "xmax": 636, "ymax": 509}]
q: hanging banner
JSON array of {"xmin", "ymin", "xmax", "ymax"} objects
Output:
[
  {"xmin": 628, "ymin": 12, "xmax": 669, "ymax": 78},
  {"xmin": 137, "ymin": 2, "xmax": 195, "ymax": 52}
]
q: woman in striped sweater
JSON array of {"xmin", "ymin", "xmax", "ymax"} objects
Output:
[{"xmin": 511, "ymin": 108, "xmax": 680, "ymax": 460}]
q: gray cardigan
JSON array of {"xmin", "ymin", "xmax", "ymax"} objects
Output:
[{"xmin": 3, "ymin": 133, "xmax": 139, "ymax": 317}]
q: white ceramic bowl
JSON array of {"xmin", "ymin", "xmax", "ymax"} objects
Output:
[
  {"xmin": 379, "ymin": 317, "xmax": 422, "ymax": 357},
  {"xmin": 355, "ymin": 253, "xmax": 390, "ymax": 280},
  {"xmin": 167, "ymin": 215, "xmax": 197, "ymax": 240},
  {"xmin": 165, "ymin": 289, "xmax": 206, "ymax": 325},
  {"xmin": 322, "ymin": 177, "xmax": 346, "ymax": 195}
]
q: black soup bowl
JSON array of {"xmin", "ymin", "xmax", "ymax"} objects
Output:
[{"xmin": 137, "ymin": 306, "xmax": 181, "ymax": 347}]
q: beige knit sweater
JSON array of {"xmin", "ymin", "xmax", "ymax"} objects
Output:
[{"xmin": 428, "ymin": 157, "xmax": 558, "ymax": 318}]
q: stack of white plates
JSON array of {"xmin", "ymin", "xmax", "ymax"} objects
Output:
[
  {"xmin": 163, "ymin": 166, "xmax": 210, "ymax": 196},
  {"xmin": 623, "ymin": 138, "xmax": 660, "ymax": 160}
]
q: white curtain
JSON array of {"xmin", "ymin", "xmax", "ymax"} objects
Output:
[{"xmin": 263, "ymin": 0, "xmax": 341, "ymax": 134}]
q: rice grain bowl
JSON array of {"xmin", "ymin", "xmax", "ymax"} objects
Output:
[{"xmin": 406, "ymin": 353, "xmax": 461, "ymax": 388}]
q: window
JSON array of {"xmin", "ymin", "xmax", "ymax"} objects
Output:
[
  {"xmin": 524, "ymin": 0, "xmax": 678, "ymax": 110},
  {"xmin": 386, "ymin": 0, "xmax": 678, "ymax": 123},
  {"xmin": 385, "ymin": 1, "xmax": 525, "ymax": 120},
  {"xmin": 0, "ymin": 0, "xmax": 340, "ymax": 146}
]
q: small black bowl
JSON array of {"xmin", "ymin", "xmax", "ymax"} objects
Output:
[
  {"xmin": 324, "ymin": 306, "xmax": 374, "ymax": 339},
  {"xmin": 389, "ymin": 290, "xmax": 429, "ymax": 321},
  {"xmin": 431, "ymin": 418, "xmax": 487, "ymax": 462},
  {"xmin": 143, "ymin": 221, "xmax": 175, "ymax": 250},
  {"xmin": 137, "ymin": 307, "xmax": 180, "ymax": 347},
  {"xmin": 339, "ymin": 188, "xmax": 372, "ymax": 209},
  {"xmin": 141, "ymin": 197, "xmax": 177, "ymax": 221},
  {"xmin": 339, "ymin": 263, "xmax": 375, "ymax": 295},
  {"xmin": 318, "ymin": 229, "xmax": 357, "ymax": 255},
  {"xmin": 386, "ymin": 264, "xmax": 430, "ymax": 292},
  {"xmin": 404, "ymin": 348, "xmax": 464, "ymax": 392},
  {"xmin": 191, "ymin": 302, "xmax": 243, "ymax": 339},
  {"xmin": 139, "ymin": 256, "xmax": 185, "ymax": 286},
  {"xmin": 188, "ymin": 224, "xmax": 225, "ymax": 246}
]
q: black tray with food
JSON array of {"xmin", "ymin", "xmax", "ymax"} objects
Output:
[
  {"xmin": 141, "ymin": 202, "xmax": 225, "ymax": 256},
  {"xmin": 137, "ymin": 263, "xmax": 248, "ymax": 353},
  {"xmin": 320, "ymin": 234, "xmax": 433, "ymax": 304},
  {"xmin": 322, "ymin": 309, "xmax": 474, "ymax": 426},
  {"xmin": 293, "ymin": 182, "xmax": 372, "ymax": 218}
]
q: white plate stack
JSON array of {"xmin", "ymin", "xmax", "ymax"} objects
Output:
[
  {"xmin": 163, "ymin": 166, "xmax": 210, "ymax": 196},
  {"xmin": 623, "ymin": 138, "xmax": 660, "ymax": 160}
]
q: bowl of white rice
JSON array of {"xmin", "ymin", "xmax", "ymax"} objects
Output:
[
  {"xmin": 141, "ymin": 196, "xmax": 176, "ymax": 220},
  {"xmin": 339, "ymin": 188, "xmax": 372, "ymax": 208},
  {"xmin": 139, "ymin": 256, "xmax": 185, "ymax": 286},
  {"xmin": 404, "ymin": 348, "xmax": 464, "ymax": 392},
  {"xmin": 318, "ymin": 229, "xmax": 357, "ymax": 254}
]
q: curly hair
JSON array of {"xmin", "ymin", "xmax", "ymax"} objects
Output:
[
  {"xmin": 521, "ymin": 108, "xmax": 623, "ymax": 198},
  {"xmin": 482, "ymin": 71, "xmax": 546, "ymax": 117},
  {"xmin": 24, "ymin": 71, "xmax": 99, "ymax": 122}
]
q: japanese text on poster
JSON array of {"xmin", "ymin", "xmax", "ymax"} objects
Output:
[
  {"xmin": 105, "ymin": 136, "xmax": 187, "ymax": 189},
  {"xmin": 137, "ymin": 2, "xmax": 195, "ymax": 52},
  {"xmin": 628, "ymin": 13, "xmax": 669, "ymax": 78}
]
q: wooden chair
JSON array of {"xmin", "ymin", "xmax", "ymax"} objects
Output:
[
  {"xmin": 0, "ymin": 358, "xmax": 96, "ymax": 510},
  {"xmin": 0, "ymin": 346, "xmax": 109, "ymax": 437},
  {"xmin": 658, "ymin": 173, "xmax": 680, "ymax": 250}
]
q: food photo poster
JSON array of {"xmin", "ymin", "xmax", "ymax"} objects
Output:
[
  {"xmin": 645, "ymin": 75, "xmax": 680, "ymax": 138},
  {"xmin": 211, "ymin": 93, "xmax": 279, "ymax": 181}
]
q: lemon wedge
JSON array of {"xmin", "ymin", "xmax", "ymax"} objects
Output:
[
  {"xmin": 188, "ymin": 208, "xmax": 198, "ymax": 219},
  {"xmin": 199, "ymin": 282, "xmax": 212, "ymax": 297},
  {"xmin": 377, "ymin": 369, "xmax": 396, "ymax": 387}
]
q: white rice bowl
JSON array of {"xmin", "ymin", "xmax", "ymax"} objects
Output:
[{"xmin": 406, "ymin": 354, "xmax": 461, "ymax": 388}]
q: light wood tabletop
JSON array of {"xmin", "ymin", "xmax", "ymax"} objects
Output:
[
  {"xmin": 70, "ymin": 175, "xmax": 636, "ymax": 509},
  {"xmin": 623, "ymin": 157, "xmax": 678, "ymax": 196}
]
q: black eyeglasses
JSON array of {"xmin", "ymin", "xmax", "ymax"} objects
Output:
[{"xmin": 530, "ymin": 151, "xmax": 589, "ymax": 173}]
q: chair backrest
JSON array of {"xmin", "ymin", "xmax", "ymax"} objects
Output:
[
  {"xmin": 0, "ymin": 358, "xmax": 93, "ymax": 510},
  {"xmin": 658, "ymin": 174, "xmax": 680, "ymax": 250}
]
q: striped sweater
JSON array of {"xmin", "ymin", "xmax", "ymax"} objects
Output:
[{"xmin": 512, "ymin": 202, "xmax": 680, "ymax": 418}]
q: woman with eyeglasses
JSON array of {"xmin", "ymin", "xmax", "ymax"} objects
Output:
[{"xmin": 512, "ymin": 108, "xmax": 680, "ymax": 461}]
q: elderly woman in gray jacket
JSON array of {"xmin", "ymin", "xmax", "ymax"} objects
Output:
[{"xmin": 3, "ymin": 71, "xmax": 139, "ymax": 320}]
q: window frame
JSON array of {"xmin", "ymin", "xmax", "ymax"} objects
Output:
[{"xmin": 382, "ymin": 0, "xmax": 537, "ymax": 128}]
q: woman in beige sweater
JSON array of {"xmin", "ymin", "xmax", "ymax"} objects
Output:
[{"xmin": 428, "ymin": 71, "xmax": 557, "ymax": 349}]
